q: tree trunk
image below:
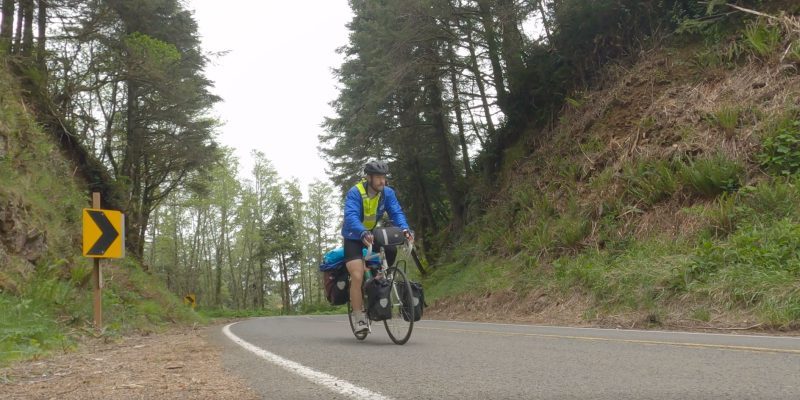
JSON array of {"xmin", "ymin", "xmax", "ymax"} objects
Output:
[
  {"xmin": 258, "ymin": 260, "xmax": 265, "ymax": 309},
  {"xmin": 277, "ymin": 256, "xmax": 286, "ymax": 312},
  {"xmin": 1, "ymin": 0, "xmax": 15, "ymax": 48},
  {"xmin": 136, "ymin": 205, "xmax": 150, "ymax": 259},
  {"xmin": 123, "ymin": 80, "xmax": 145, "ymax": 258},
  {"xmin": 226, "ymin": 223, "xmax": 239, "ymax": 308},
  {"xmin": 170, "ymin": 205, "xmax": 180, "ymax": 294},
  {"xmin": 148, "ymin": 207, "xmax": 158, "ymax": 268},
  {"xmin": 448, "ymin": 43, "xmax": 471, "ymax": 177},
  {"xmin": 215, "ymin": 199, "xmax": 227, "ymax": 307},
  {"xmin": 227, "ymin": 248, "xmax": 239, "ymax": 309},
  {"xmin": 13, "ymin": 0, "xmax": 22, "ymax": 53},
  {"xmin": 464, "ymin": 14, "xmax": 496, "ymax": 139},
  {"xmin": 20, "ymin": 0, "xmax": 31, "ymax": 56},
  {"xmin": 242, "ymin": 255, "xmax": 252, "ymax": 309},
  {"xmin": 316, "ymin": 234, "xmax": 323, "ymax": 305},
  {"xmin": 497, "ymin": 0, "xmax": 526, "ymax": 99},
  {"xmin": 475, "ymin": 0, "xmax": 508, "ymax": 115},
  {"xmin": 303, "ymin": 257, "xmax": 310, "ymax": 307},
  {"xmin": 280, "ymin": 254, "xmax": 291, "ymax": 314},
  {"xmin": 535, "ymin": 0, "xmax": 552, "ymax": 43},
  {"xmin": 36, "ymin": 0, "xmax": 44, "ymax": 68},
  {"xmin": 186, "ymin": 210, "xmax": 201, "ymax": 296},
  {"xmin": 296, "ymin": 255, "xmax": 304, "ymax": 308},
  {"xmin": 465, "ymin": 104, "xmax": 486, "ymax": 147},
  {"xmin": 203, "ymin": 217, "xmax": 213, "ymax": 307},
  {"xmin": 412, "ymin": 156, "xmax": 437, "ymax": 237},
  {"xmin": 424, "ymin": 45, "xmax": 464, "ymax": 227}
]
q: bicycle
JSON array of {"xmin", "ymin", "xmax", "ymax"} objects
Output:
[{"xmin": 346, "ymin": 228, "xmax": 416, "ymax": 345}]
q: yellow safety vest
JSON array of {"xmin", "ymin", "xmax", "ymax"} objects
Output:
[{"xmin": 357, "ymin": 181, "xmax": 381, "ymax": 230}]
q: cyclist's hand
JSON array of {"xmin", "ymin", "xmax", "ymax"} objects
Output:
[
  {"xmin": 361, "ymin": 231, "xmax": 374, "ymax": 246},
  {"xmin": 403, "ymin": 229, "xmax": 414, "ymax": 245}
]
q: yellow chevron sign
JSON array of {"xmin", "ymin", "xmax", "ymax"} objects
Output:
[
  {"xmin": 82, "ymin": 209, "xmax": 125, "ymax": 258},
  {"xmin": 184, "ymin": 294, "xmax": 196, "ymax": 308}
]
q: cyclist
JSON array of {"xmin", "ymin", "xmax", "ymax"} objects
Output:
[{"xmin": 342, "ymin": 160, "xmax": 413, "ymax": 334}]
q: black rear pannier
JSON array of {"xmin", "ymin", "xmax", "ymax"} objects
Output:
[
  {"xmin": 323, "ymin": 267, "xmax": 349, "ymax": 305},
  {"xmin": 398, "ymin": 281, "xmax": 426, "ymax": 322},
  {"xmin": 365, "ymin": 277, "xmax": 392, "ymax": 321}
]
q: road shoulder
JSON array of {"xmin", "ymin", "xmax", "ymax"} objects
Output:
[{"xmin": 0, "ymin": 325, "xmax": 259, "ymax": 400}]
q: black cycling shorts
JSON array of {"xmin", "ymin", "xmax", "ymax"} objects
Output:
[{"xmin": 343, "ymin": 237, "xmax": 397, "ymax": 266}]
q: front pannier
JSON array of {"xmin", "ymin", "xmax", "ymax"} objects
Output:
[
  {"xmin": 365, "ymin": 277, "xmax": 392, "ymax": 321},
  {"xmin": 398, "ymin": 281, "xmax": 426, "ymax": 322}
]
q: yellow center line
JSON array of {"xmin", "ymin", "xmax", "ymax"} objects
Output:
[{"xmin": 417, "ymin": 326, "xmax": 800, "ymax": 355}]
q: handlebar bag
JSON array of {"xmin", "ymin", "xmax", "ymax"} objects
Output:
[{"xmin": 372, "ymin": 227, "xmax": 405, "ymax": 247}]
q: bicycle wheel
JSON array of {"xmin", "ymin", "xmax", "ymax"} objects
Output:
[
  {"xmin": 347, "ymin": 301, "xmax": 368, "ymax": 340},
  {"xmin": 383, "ymin": 267, "xmax": 414, "ymax": 345}
]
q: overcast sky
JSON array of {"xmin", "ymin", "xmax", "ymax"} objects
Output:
[{"xmin": 188, "ymin": 1, "xmax": 353, "ymax": 190}]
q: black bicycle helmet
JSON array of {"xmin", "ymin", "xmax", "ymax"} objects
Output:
[{"xmin": 364, "ymin": 160, "xmax": 390, "ymax": 175}]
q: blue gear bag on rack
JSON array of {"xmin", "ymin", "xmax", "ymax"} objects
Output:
[{"xmin": 319, "ymin": 247, "xmax": 381, "ymax": 271}]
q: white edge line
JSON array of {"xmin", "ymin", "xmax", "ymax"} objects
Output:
[
  {"xmin": 426, "ymin": 319, "xmax": 800, "ymax": 341},
  {"xmin": 254, "ymin": 315, "xmax": 800, "ymax": 341},
  {"xmin": 222, "ymin": 322, "xmax": 393, "ymax": 400}
]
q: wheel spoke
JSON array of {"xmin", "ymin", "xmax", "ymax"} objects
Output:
[{"xmin": 383, "ymin": 267, "xmax": 414, "ymax": 344}]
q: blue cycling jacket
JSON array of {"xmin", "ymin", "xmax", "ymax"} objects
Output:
[{"xmin": 341, "ymin": 182, "xmax": 409, "ymax": 240}]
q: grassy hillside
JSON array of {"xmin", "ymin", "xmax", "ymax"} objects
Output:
[
  {"xmin": 426, "ymin": 12, "xmax": 800, "ymax": 330},
  {"xmin": 0, "ymin": 58, "xmax": 200, "ymax": 366}
]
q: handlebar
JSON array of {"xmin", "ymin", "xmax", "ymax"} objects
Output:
[{"xmin": 365, "ymin": 240, "xmax": 413, "ymax": 264}]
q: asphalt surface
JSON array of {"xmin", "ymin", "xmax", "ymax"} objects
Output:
[{"xmin": 210, "ymin": 316, "xmax": 800, "ymax": 399}]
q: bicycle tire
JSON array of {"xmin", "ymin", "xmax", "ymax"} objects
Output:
[
  {"xmin": 383, "ymin": 266, "xmax": 414, "ymax": 345},
  {"xmin": 347, "ymin": 300, "xmax": 368, "ymax": 340}
]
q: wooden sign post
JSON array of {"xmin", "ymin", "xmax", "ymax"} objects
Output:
[
  {"xmin": 83, "ymin": 192, "xmax": 125, "ymax": 332},
  {"xmin": 92, "ymin": 192, "xmax": 102, "ymax": 330}
]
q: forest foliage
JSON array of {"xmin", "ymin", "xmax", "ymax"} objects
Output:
[{"xmin": 2, "ymin": 0, "xmax": 799, "ymax": 318}]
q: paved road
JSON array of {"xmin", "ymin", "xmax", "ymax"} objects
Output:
[{"xmin": 210, "ymin": 316, "xmax": 800, "ymax": 399}]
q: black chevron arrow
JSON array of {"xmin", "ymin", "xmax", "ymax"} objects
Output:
[{"xmin": 87, "ymin": 210, "xmax": 119, "ymax": 256}]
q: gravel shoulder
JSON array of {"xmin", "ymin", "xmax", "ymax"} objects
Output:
[{"xmin": 0, "ymin": 325, "xmax": 259, "ymax": 400}]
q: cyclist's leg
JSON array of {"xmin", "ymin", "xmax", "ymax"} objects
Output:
[
  {"xmin": 343, "ymin": 238, "xmax": 366, "ymax": 312},
  {"xmin": 345, "ymin": 259, "xmax": 365, "ymax": 310}
]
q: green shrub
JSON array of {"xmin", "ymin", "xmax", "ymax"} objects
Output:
[
  {"xmin": 691, "ymin": 307, "xmax": 711, "ymax": 322},
  {"xmin": 0, "ymin": 276, "xmax": 78, "ymax": 365},
  {"xmin": 298, "ymin": 303, "xmax": 346, "ymax": 315},
  {"xmin": 690, "ymin": 41, "xmax": 744, "ymax": 71},
  {"xmin": 623, "ymin": 159, "xmax": 678, "ymax": 206},
  {"xmin": 553, "ymin": 240, "xmax": 689, "ymax": 308},
  {"xmin": 758, "ymin": 117, "xmax": 800, "ymax": 176},
  {"xmin": 740, "ymin": 179, "xmax": 800, "ymax": 221},
  {"xmin": 712, "ymin": 106, "xmax": 740, "ymax": 135},
  {"xmin": 589, "ymin": 167, "xmax": 615, "ymax": 192},
  {"xmin": 678, "ymin": 155, "xmax": 745, "ymax": 198},
  {"xmin": 554, "ymin": 211, "xmax": 591, "ymax": 250},
  {"xmin": 197, "ymin": 308, "xmax": 282, "ymax": 319},
  {"xmin": 688, "ymin": 219, "xmax": 800, "ymax": 325},
  {"xmin": 789, "ymin": 40, "xmax": 800, "ymax": 63},
  {"xmin": 742, "ymin": 18, "xmax": 782, "ymax": 59},
  {"xmin": 423, "ymin": 258, "xmax": 508, "ymax": 302},
  {"xmin": 705, "ymin": 193, "xmax": 744, "ymax": 236},
  {"xmin": 519, "ymin": 192, "xmax": 590, "ymax": 255}
]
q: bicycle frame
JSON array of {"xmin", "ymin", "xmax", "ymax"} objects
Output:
[
  {"xmin": 365, "ymin": 241, "xmax": 414, "ymax": 274},
  {"xmin": 365, "ymin": 242, "xmax": 413, "ymax": 299},
  {"xmin": 365, "ymin": 241, "xmax": 413, "ymax": 310}
]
